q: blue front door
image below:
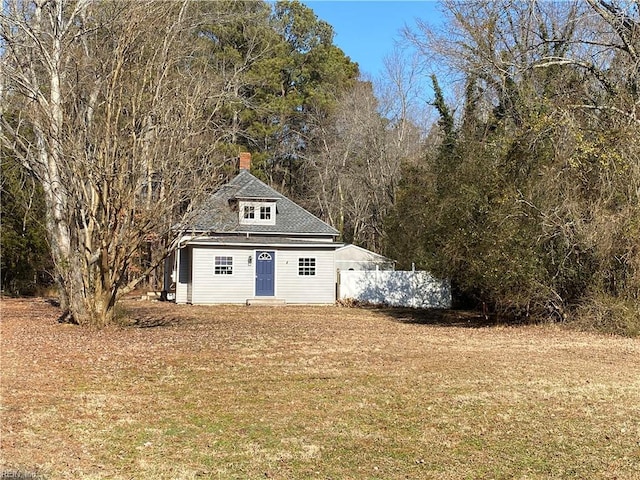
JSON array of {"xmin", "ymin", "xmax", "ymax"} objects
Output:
[{"xmin": 255, "ymin": 251, "xmax": 275, "ymax": 296}]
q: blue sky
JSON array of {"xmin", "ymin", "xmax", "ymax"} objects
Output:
[{"xmin": 301, "ymin": 1, "xmax": 443, "ymax": 78}]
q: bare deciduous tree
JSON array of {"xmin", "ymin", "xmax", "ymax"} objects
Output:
[
  {"xmin": 1, "ymin": 0, "xmax": 231, "ymax": 326},
  {"xmin": 304, "ymin": 79, "xmax": 422, "ymax": 252}
]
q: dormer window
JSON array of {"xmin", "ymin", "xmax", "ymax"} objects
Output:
[
  {"xmin": 260, "ymin": 206, "xmax": 271, "ymax": 220},
  {"xmin": 239, "ymin": 200, "xmax": 276, "ymax": 225},
  {"xmin": 243, "ymin": 205, "xmax": 255, "ymax": 220}
]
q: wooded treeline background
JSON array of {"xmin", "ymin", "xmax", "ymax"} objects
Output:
[{"xmin": 1, "ymin": 0, "xmax": 639, "ymax": 334}]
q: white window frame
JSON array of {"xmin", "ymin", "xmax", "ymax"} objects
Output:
[
  {"xmin": 259, "ymin": 205, "xmax": 272, "ymax": 220},
  {"xmin": 239, "ymin": 201, "xmax": 276, "ymax": 225},
  {"xmin": 243, "ymin": 205, "xmax": 255, "ymax": 220},
  {"xmin": 298, "ymin": 257, "xmax": 316, "ymax": 276},
  {"xmin": 214, "ymin": 256, "xmax": 233, "ymax": 275}
]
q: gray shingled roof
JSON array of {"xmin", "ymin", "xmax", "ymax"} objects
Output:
[
  {"xmin": 187, "ymin": 170, "xmax": 339, "ymax": 236},
  {"xmin": 187, "ymin": 236, "xmax": 343, "ymax": 247}
]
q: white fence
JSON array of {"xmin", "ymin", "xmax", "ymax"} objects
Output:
[{"xmin": 338, "ymin": 270, "xmax": 451, "ymax": 309}]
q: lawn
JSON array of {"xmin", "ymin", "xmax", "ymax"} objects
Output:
[{"xmin": 1, "ymin": 297, "xmax": 639, "ymax": 479}]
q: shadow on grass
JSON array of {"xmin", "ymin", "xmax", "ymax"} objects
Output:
[
  {"xmin": 364, "ymin": 306, "xmax": 499, "ymax": 328},
  {"xmin": 130, "ymin": 315, "xmax": 181, "ymax": 328},
  {"xmin": 118, "ymin": 304, "xmax": 182, "ymax": 328}
]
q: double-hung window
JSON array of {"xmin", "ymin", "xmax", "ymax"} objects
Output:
[{"xmin": 214, "ymin": 256, "xmax": 233, "ymax": 275}]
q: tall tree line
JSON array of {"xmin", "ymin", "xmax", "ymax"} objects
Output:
[{"xmin": 389, "ymin": 0, "xmax": 640, "ymax": 334}]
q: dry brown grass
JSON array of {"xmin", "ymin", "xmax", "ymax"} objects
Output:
[{"xmin": 1, "ymin": 298, "xmax": 639, "ymax": 479}]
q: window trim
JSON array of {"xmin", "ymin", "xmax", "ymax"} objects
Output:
[
  {"xmin": 259, "ymin": 205, "xmax": 272, "ymax": 220},
  {"xmin": 214, "ymin": 255, "xmax": 233, "ymax": 275},
  {"xmin": 298, "ymin": 257, "xmax": 316, "ymax": 276},
  {"xmin": 239, "ymin": 200, "xmax": 276, "ymax": 225},
  {"xmin": 243, "ymin": 205, "xmax": 255, "ymax": 220}
]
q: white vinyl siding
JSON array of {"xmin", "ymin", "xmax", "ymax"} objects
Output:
[
  {"xmin": 277, "ymin": 249, "xmax": 335, "ymax": 304},
  {"xmin": 188, "ymin": 246, "xmax": 336, "ymax": 304},
  {"xmin": 192, "ymin": 247, "xmax": 254, "ymax": 304}
]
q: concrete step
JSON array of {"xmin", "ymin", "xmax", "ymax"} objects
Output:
[{"xmin": 245, "ymin": 298, "xmax": 286, "ymax": 306}]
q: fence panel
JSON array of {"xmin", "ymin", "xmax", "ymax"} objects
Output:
[{"xmin": 338, "ymin": 270, "xmax": 451, "ymax": 308}]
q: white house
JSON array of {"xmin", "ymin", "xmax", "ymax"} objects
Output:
[{"xmin": 167, "ymin": 153, "xmax": 341, "ymax": 305}]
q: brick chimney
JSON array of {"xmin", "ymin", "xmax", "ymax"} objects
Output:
[{"xmin": 239, "ymin": 152, "xmax": 251, "ymax": 171}]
